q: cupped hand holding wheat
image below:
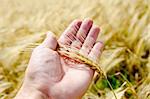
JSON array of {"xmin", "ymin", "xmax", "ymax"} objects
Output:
[{"xmin": 15, "ymin": 19, "xmax": 103, "ymax": 99}]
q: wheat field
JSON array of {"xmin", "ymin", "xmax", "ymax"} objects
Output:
[{"xmin": 0, "ymin": 0, "xmax": 150, "ymax": 99}]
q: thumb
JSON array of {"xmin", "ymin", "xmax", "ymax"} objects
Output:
[{"xmin": 42, "ymin": 31, "xmax": 57, "ymax": 50}]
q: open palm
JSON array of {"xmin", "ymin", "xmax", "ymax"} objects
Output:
[{"xmin": 22, "ymin": 19, "xmax": 103, "ymax": 99}]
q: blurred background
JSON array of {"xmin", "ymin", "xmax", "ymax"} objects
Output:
[{"xmin": 0, "ymin": 0, "xmax": 150, "ymax": 98}]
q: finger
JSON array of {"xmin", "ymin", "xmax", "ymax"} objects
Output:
[
  {"xmin": 58, "ymin": 19, "xmax": 82, "ymax": 45},
  {"xmin": 88, "ymin": 41, "xmax": 104, "ymax": 61},
  {"xmin": 70, "ymin": 39, "xmax": 82, "ymax": 49},
  {"xmin": 71, "ymin": 18, "xmax": 93, "ymax": 49},
  {"xmin": 80, "ymin": 25, "xmax": 100, "ymax": 55},
  {"xmin": 42, "ymin": 31, "xmax": 57, "ymax": 50}
]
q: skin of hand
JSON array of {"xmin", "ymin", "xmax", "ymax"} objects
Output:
[{"xmin": 15, "ymin": 19, "xmax": 103, "ymax": 99}]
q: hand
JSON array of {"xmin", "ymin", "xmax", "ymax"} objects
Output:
[{"xmin": 15, "ymin": 19, "xmax": 103, "ymax": 99}]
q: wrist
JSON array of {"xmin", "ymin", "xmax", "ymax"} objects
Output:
[{"xmin": 15, "ymin": 83, "xmax": 49, "ymax": 99}]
